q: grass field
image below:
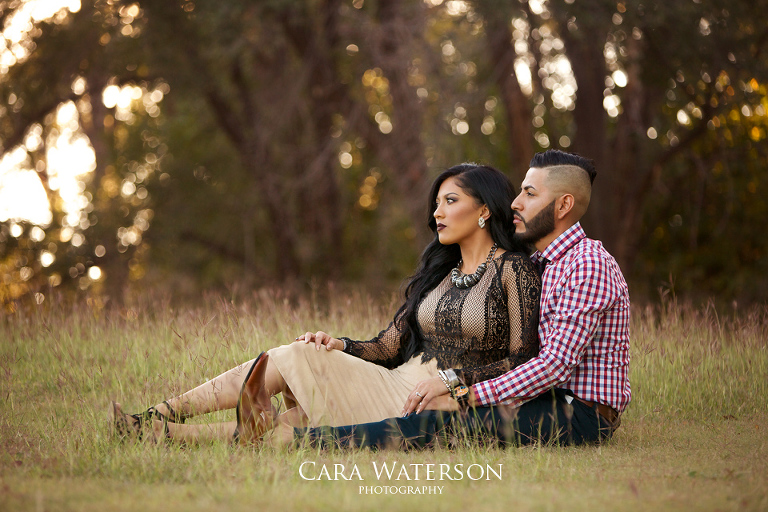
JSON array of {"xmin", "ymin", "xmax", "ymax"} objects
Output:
[{"xmin": 1, "ymin": 290, "xmax": 766, "ymax": 511}]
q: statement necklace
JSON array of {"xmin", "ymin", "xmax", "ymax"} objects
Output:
[{"xmin": 451, "ymin": 243, "xmax": 498, "ymax": 289}]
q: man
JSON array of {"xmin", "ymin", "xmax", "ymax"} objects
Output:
[{"xmin": 302, "ymin": 149, "xmax": 631, "ymax": 447}]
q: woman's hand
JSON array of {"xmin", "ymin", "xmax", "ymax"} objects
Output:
[
  {"xmin": 296, "ymin": 331, "xmax": 344, "ymax": 351},
  {"xmin": 401, "ymin": 376, "xmax": 457, "ymax": 416}
]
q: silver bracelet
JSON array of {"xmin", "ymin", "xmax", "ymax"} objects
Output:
[
  {"xmin": 437, "ymin": 370, "xmax": 452, "ymax": 393},
  {"xmin": 443, "ymin": 369, "xmax": 460, "ymax": 389}
]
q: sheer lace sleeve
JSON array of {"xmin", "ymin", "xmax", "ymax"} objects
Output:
[
  {"xmin": 454, "ymin": 253, "xmax": 541, "ymax": 386},
  {"xmin": 338, "ymin": 317, "xmax": 406, "ymax": 369}
]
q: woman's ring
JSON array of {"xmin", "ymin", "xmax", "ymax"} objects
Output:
[{"xmin": 415, "ymin": 392, "xmax": 423, "ymax": 398}]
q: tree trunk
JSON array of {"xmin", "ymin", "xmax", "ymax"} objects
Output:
[
  {"xmin": 299, "ymin": 0, "xmax": 346, "ymax": 279},
  {"xmin": 372, "ymin": 0, "xmax": 430, "ymax": 241},
  {"xmin": 561, "ymin": 22, "xmax": 613, "ymax": 250},
  {"xmin": 477, "ymin": 1, "xmax": 533, "ymax": 182}
]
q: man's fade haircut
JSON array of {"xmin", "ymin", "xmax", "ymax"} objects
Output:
[{"xmin": 529, "ymin": 149, "xmax": 596, "ymax": 185}]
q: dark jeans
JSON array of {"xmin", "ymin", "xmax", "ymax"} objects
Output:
[{"xmin": 297, "ymin": 389, "xmax": 617, "ymax": 450}]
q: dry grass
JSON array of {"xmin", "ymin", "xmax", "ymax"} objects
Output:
[{"xmin": 1, "ymin": 291, "xmax": 766, "ymax": 511}]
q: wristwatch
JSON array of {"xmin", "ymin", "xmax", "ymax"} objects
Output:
[
  {"xmin": 452, "ymin": 384, "xmax": 469, "ymax": 404},
  {"xmin": 438, "ymin": 369, "xmax": 469, "ymax": 404}
]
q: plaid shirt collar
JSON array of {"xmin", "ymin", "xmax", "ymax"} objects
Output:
[{"xmin": 532, "ymin": 222, "xmax": 586, "ymax": 264}]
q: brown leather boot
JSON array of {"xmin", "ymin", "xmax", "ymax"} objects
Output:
[{"xmin": 234, "ymin": 353, "xmax": 275, "ymax": 445}]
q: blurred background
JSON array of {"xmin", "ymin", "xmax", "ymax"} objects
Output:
[{"xmin": 0, "ymin": 0, "xmax": 766, "ymax": 310}]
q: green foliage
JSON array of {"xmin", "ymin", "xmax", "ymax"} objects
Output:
[{"xmin": 1, "ymin": 0, "xmax": 767, "ymax": 304}]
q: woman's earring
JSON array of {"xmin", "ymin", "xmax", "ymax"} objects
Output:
[{"xmin": 478, "ymin": 217, "xmax": 486, "ymax": 229}]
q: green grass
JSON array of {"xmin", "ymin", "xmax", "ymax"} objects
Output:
[{"xmin": 1, "ymin": 291, "xmax": 766, "ymax": 511}]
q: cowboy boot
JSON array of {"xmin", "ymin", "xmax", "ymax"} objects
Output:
[{"xmin": 234, "ymin": 353, "xmax": 275, "ymax": 444}]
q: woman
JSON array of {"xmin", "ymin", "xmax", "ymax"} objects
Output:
[{"xmin": 111, "ymin": 163, "xmax": 540, "ymax": 444}]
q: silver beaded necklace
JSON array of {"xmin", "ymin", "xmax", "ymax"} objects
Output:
[{"xmin": 451, "ymin": 243, "xmax": 498, "ymax": 289}]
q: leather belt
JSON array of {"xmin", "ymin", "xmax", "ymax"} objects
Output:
[{"xmin": 573, "ymin": 396, "xmax": 620, "ymax": 426}]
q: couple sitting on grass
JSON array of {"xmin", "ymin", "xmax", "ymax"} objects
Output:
[{"xmin": 111, "ymin": 149, "xmax": 630, "ymax": 449}]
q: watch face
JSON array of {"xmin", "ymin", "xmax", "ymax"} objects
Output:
[{"xmin": 454, "ymin": 385, "xmax": 468, "ymax": 398}]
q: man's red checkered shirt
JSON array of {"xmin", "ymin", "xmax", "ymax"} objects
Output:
[{"xmin": 472, "ymin": 222, "xmax": 631, "ymax": 412}]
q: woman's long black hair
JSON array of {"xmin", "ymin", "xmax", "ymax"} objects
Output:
[{"xmin": 393, "ymin": 163, "xmax": 529, "ymax": 362}]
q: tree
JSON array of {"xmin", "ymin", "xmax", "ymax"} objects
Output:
[
  {"xmin": 2, "ymin": 0, "xmax": 767, "ymax": 307},
  {"xmin": 469, "ymin": 0, "xmax": 768, "ymax": 298}
]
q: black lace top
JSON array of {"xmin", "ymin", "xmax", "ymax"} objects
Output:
[{"xmin": 340, "ymin": 252, "xmax": 541, "ymax": 386}]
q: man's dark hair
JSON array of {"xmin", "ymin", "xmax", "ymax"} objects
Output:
[{"xmin": 529, "ymin": 149, "xmax": 597, "ymax": 185}]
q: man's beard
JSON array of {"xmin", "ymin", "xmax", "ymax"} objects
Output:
[{"xmin": 514, "ymin": 199, "xmax": 556, "ymax": 245}]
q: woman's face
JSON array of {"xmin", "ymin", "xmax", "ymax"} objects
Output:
[{"xmin": 433, "ymin": 177, "xmax": 488, "ymax": 246}]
